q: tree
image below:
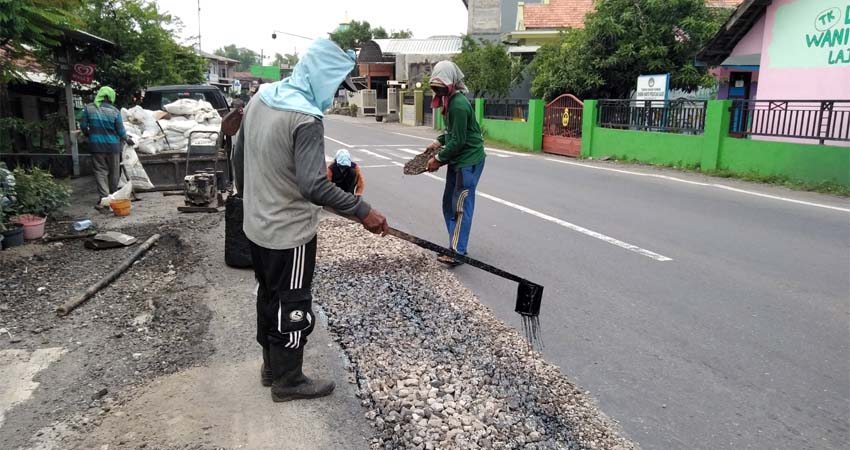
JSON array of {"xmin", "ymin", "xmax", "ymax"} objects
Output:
[
  {"xmin": 0, "ymin": 0, "xmax": 82, "ymax": 82},
  {"xmin": 372, "ymin": 26, "xmax": 389, "ymax": 40},
  {"xmin": 272, "ymin": 52, "xmax": 299, "ymax": 67},
  {"xmin": 75, "ymin": 0, "xmax": 207, "ymax": 105},
  {"xmin": 0, "ymin": 0, "xmax": 82, "ymax": 123},
  {"xmin": 329, "ymin": 21, "xmax": 413, "ymax": 49},
  {"xmin": 530, "ymin": 0, "xmax": 726, "ymax": 100},
  {"xmin": 215, "ymin": 44, "xmax": 260, "ymax": 71},
  {"xmin": 390, "ymin": 30, "xmax": 413, "ymax": 39},
  {"xmin": 329, "ymin": 20, "xmax": 376, "ymax": 49},
  {"xmin": 453, "ymin": 36, "xmax": 524, "ymax": 98}
]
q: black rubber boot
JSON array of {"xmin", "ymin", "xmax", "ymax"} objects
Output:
[
  {"xmin": 260, "ymin": 347, "xmax": 273, "ymax": 387},
  {"xmin": 269, "ymin": 345, "xmax": 335, "ymax": 402}
]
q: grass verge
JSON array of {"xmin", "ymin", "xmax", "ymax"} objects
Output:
[{"xmin": 591, "ymin": 156, "xmax": 850, "ymax": 197}]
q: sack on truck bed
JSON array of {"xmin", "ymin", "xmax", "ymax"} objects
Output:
[{"xmin": 164, "ymin": 99, "xmax": 200, "ymax": 116}]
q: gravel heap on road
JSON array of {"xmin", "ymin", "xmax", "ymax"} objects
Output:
[
  {"xmin": 314, "ymin": 219, "xmax": 638, "ymax": 450},
  {"xmin": 0, "ymin": 214, "xmax": 219, "ymax": 449}
]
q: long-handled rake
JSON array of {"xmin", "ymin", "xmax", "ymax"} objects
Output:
[{"xmin": 386, "ymin": 227, "xmax": 544, "ymax": 348}]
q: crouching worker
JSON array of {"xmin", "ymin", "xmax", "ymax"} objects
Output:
[
  {"xmin": 327, "ymin": 149, "xmax": 365, "ymax": 196},
  {"xmin": 232, "ymin": 38, "xmax": 389, "ymax": 402}
]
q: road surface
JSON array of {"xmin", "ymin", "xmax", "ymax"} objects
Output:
[{"xmin": 322, "ymin": 116, "xmax": 850, "ymax": 450}]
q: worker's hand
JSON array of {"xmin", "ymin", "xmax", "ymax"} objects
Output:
[
  {"xmin": 361, "ymin": 208, "xmax": 389, "ymax": 236},
  {"xmin": 426, "ymin": 140, "xmax": 441, "ymax": 151},
  {"xmin": 427, "ymin": 157, "xmax": 442, "ymax": 173}
]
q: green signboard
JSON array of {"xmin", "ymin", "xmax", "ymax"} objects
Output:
[
  {"xmin": 769, "ymin": 0, "xmax": 850, "ymax": 68},
  {"xmin": 249, "ymin": 65, "xmax": 282, "ymax": 81}
]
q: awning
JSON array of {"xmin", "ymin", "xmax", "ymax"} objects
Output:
[
  {"xmin": 508, "ymin": 45, "xmax": 541, "ymax": 54},
  {"xmin": 720, "ymin": 53, "xmax": 761, "ymax": 67}
]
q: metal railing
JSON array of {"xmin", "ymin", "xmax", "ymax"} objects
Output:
[
  {"xmin": 597, "ymin": 99, "xmax": 708, "ymax": 134},
  {"xmin": 483, "ymin": 99, "xmax": 529, "ymax": 121},
  {"xmin": 729, "ymin": 100, "xmax": 850, "ymax": 143}
]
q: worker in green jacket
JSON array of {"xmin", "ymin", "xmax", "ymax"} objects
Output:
[{"xmin": 426, "ymin": 61, "xmax": 486, "ymax": 266}]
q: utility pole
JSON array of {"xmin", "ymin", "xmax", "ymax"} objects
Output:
[{"xmin": 197, "ymin": 0, "xmax": 202, "ymax": 52}]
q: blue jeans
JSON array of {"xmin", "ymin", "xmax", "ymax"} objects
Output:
[{"xmin": 442, "ymin": 159, "xmax": 485, "ymax": 255}]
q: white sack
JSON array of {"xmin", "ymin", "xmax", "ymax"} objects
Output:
[
  {"xmin": 164, "ymin": 99, "xmax": 200, "ymax": 116},
  {"xmin": 119, "ymin": 144, "xmax": 154, "ymax": 190}
]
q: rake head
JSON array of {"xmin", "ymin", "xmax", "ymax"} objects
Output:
[{"xmin": 515, "ymin": 281, "xmax": 543, "ymax": 317}]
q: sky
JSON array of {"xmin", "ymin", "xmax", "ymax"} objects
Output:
[{"xmin": 154, "ymin": 0, "xmax": 469, "ymax": 60}]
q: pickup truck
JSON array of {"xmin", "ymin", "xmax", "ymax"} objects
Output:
[
  {"xmin": 138, "ymin": 85, "xmax": 232, "ymax": 191},
  {"xmin": 142, "ymin": 84, "xmax": 231, "ymax": 117}
]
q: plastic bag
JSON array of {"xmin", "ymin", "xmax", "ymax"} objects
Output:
[{"xmin": 99, "ymin": 181, "xmax": 133, "ymax": 208}]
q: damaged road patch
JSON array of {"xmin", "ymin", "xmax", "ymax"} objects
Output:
[{"xmin": 0, "ymin": 348, "xmax": 66, "ymax": 429}]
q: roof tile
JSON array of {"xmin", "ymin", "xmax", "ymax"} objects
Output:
[{"xmin": 523, "ymin": 0, "xmax": 595, "ymax": 29}]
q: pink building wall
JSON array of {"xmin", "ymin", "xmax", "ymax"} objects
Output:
[
  {"xmin": 757, "ymin": 0, "xmax": 850, "ymax": 101},
  {"xmin": 731, "ymin": 14, "xmax": 765, "ymax": 58}
]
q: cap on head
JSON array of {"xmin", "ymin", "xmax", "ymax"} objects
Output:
[{"xmin": 335, "ymin": 149, "xmax": 352, "ymax": 167}]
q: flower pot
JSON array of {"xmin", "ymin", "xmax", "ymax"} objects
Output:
[
  {"xmin": 1, "ymin": 223, "xmax": 25, "ymax": 249},
  {"xmin": 110, "ymin": 199, "xmax": 131, "ymax": 217},
  {"xmin": 13, "ymin": 214, "xmax": 47, "ymax": 240}
]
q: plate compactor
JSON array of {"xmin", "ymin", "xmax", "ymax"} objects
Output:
[{"xmin": 178, "ymin": 130, "xmax": 227, "ymax": 213}]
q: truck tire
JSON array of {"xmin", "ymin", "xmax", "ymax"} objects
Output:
[{"xmin": 224, "ymin": 195, "xmax": 253, "ymax": 268}]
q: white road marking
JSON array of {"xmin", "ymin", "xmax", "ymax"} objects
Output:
[
  {"xmin": 349, "ymin": 144, "xmax": 415, "ymax": 147},
  {"xmin": 396, "ymin": 148, "xmax": 424, "ymax": 156},
  {"xmin": 391, "ymin": 132, "xmax": 434, "ymax": 142},
  {"xmin": 421, "ymin": 173, "xmax": 672, "ymax": 261},
  {"xmin": 392, "ymin": 133, "xmax": 516, "ymax": 158},
  {"xmin": 360, "ymin": 164, "xmax": 398, "ymax": 168},
  {"xmin": 354, "ymin": 148, "xmax": 392, "ymax": 160},
  {"xmin": 324, "ymin": 136, "xmax": 352, "ymax": 147},
  {"xmin": 545, "ymin": 158, "xmax": 850, "ymax": 213},
  {"xmin": 392, "ymin": 161, "xmax": 405, "ymax": 167}
]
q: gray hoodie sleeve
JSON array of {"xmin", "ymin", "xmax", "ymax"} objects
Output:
[{"xmin": 293, "ymin": 121, "xmax": 371, "ymax": 219}]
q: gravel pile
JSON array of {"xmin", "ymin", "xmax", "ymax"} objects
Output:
[
  {"xmin": 314, "ymin": 219, "xmax": 639, "ymax": 450},
  {"xmin": 0, "ymin": 215, "xmax": 219, "ymax": 449}
]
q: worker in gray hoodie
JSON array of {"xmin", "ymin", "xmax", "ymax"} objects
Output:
[{"xmin": 232, "ymin": 38, "xmax": 388, "ymax": 402}]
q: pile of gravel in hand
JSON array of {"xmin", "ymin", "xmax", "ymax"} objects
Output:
[
  {"xmin": 403, "ymin": 147, "xmax": 438, "ymax": 175},
  {"xmin": 313, "ymin": 219, "xmax": 639, "ymax": 450}
]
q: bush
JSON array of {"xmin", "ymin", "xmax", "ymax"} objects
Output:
[
  {"xmin": 13, "ymin": 167, "xmax": 71, "ymax": 218},
  {"xmin": 0, "ymin": 164, "xmax": 16, "ymax": 231},
  {"xmin": 349, "ymin": 104, "xmax": 359, "ymax": 117}
]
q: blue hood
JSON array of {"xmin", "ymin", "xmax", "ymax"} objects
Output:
[{"xmin": 258, "ymin": 39, "xmax": 355, "ymax": 118}]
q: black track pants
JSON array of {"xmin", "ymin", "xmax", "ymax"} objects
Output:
[{"xmin": 250, "ymin": 236, "xmax": 317, "ymax": 350}]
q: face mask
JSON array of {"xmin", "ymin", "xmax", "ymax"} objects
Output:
[{"xmin": 431, "ymin": 86, "xmax": 449, "ymax": 97}]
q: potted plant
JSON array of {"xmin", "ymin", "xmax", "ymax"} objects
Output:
[
  {"xmin": 0, "ymin": 164, "xmax": 24, "ymax": 249},
  {"xmin": 12, "ymin": 167, "xmax": 71, "ymax": 240}
]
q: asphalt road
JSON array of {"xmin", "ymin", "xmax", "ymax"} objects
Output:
[{"xmin": 322, "ymin": 115, "xmax": 850, "ymax": 450}]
